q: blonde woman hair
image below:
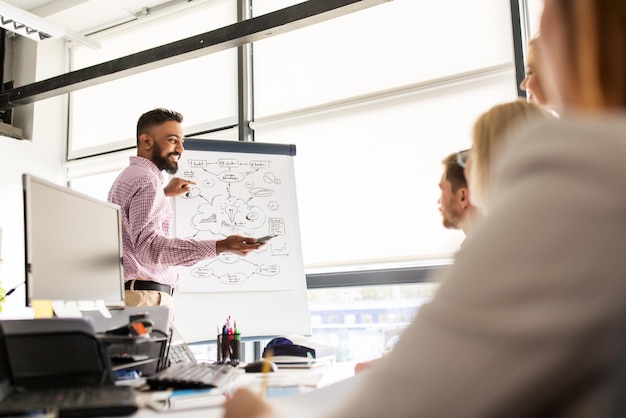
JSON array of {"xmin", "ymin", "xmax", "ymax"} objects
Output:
[{"xmin": 468, "ymin": 100, "xmax": 552, "ymax": 209}]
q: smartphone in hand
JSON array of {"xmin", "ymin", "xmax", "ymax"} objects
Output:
[{"xmin": 256, "ymin": 234, "xmax": 277, "ymax": 243}]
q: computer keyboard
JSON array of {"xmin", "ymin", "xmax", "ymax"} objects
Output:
[
  {"xmin": 0, "ymin": 386, "xmax": 138, "ymax": 418},
  {"xmin": 168, "ymin": 342, "xmax": 197, "ymax": 364},
  {"xmin": 146, "ymin": 362, "xmax": 237, "ymax": 390}
]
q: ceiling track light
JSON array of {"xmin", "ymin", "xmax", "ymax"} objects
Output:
[
  {"xmin": 0, "ymin": 1, "xmax": 99, "ymax": 49},
  {"xmin": 0, "ymin": 14, "xmax": 52, "ymax": 43}
]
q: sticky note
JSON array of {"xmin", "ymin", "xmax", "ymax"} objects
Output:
[{"xmin": 31, "ymin": 299, "xmax": 54, "ymax": 318}]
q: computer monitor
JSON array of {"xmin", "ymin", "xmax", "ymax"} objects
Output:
[{"xmin": 22, "ymin": 174, "xmax": 125, "ymax": 308}]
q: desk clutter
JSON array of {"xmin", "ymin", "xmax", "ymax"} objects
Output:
[
  {"xmin": 146, "ymin": 362, "xmax": 237, "ymax": 390},
  {"xmin": 263, "ymin": 335, "xmax": 335, "ymax": 368},
  {"xmin": 0, "ymin": 318, "xmax": 138, "ymax": 418},
  {"xmin": 0, "ymin": 309, "xmax": 340, "ymax": 416},
  {"xmin": 85, "ymin": 307, "xmax": 171, "ymax": 380},
  {"xmin": 217, "ymin": 315, "xmax": 241, "ymax": 365}
]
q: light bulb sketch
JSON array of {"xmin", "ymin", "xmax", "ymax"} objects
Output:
[{"xmin": 225, "ymin": 204, "xmax": 238, "ymax": 223}]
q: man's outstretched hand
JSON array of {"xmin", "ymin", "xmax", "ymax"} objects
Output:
[
  {"xmin": 217, "ymin": 235, "xmax": 266, "ymax": 256},
  {"xmin": 164, "ymin": 177, "xmax": 197, "ymax": 197}
]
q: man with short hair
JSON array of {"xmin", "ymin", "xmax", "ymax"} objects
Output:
[
  {"xmin": 355, "ymin": 150, "xmax": 479, "ymax": 373},
  {"xmin": 437, "ymin": 151, "xmax": 479, "ymax": 238},
  {"xmin": 108, "ymin": 108, "xmax": 263, "ymax": 308}
]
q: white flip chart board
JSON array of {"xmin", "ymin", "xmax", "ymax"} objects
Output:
[{"xmin": 171, "ymin": 139, "xmax": 311, "ymax": 342}]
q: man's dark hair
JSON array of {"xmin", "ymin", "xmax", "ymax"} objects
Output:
[
  {"xmin": 442, "ymin": 152, "xmax": 467, "ymax": 192},
  {"xmin": 136, "ymin": 108, "xmax": 183, "ymax": 144}
]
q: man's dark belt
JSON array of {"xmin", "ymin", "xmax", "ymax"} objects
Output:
[{"xmin": 124, "ymin": 280, "xmax": 172, "ymax": 295}]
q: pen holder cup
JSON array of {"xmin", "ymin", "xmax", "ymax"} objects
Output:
[{"xmin": 217, "ymin": 333, "xmax": 240, "ymax": 365}]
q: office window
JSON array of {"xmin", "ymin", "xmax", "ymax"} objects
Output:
[
  {"xmin": 253, "ymin": 0, "xmax": 304, "ymax": 16},
  {"xmin": 70, "ymin": 171, "xmax": 122, "ymax": 203},
  {"xmin": 67, "ymin": 0, "xmax": 238, "ymax": 159},
  {"xmin": 252, "ymin": 0, "xmax": 517, "ymax": 268},
  {"xmin": 255, "ymin": 74, "xmax": 516, "ymax": 268},
  {"xmin": 308, "ymin": 282, "xmax": 439, "ymax": 362},
  {"xmin": 253, "ymin": 0, "xmax": 513, "ymax": 116},
  {"xmin": 525, "ymin": 0, "xmax": 544, "ymax": 37},
  {"xmin": 361, "ymin": 314, "xmax": 373, "ymax": 324}
]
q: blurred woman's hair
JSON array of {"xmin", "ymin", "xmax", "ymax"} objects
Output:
[
  {"xmin": 469, "ymin": 100, "xmax": 553, "ymax": 208},
  {"xmin": 563, "ymin": 0, "xmax": 626, "ymax": 108}
]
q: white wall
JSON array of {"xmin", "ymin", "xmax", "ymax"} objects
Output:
[{"xmin": 0, "ymin": 37, "xmax": 68, "ymax": 316}]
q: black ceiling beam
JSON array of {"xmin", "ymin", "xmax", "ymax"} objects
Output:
[{"xmin": 0, "ymin": 0, "xmax": 391, "ymax": 111}]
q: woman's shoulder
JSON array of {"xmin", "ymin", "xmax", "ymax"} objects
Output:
[
  {"xmin": 498, "ymin": 113, "xmax": 626, "ymax": 174},
  {"xmin": 514, "ymin": 112, "xmax": 626, "ymax": 147}
]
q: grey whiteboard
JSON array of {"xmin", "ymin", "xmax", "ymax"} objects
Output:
[{"xmin": 171, "ymin": 139, "xmax": 311, "ymax": 342}]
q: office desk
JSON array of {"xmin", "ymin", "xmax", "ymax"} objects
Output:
[{"xmin": 130, "ymin": 361, "xmax": 357, "ymax": 418}]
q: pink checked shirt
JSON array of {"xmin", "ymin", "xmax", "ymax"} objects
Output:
[{"xmin": 108, "ymin": 156, "xmax": 217, "ymax": 286}]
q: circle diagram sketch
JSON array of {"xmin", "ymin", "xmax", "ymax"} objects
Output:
[{"xmin": 173, "ymin": 146, "xmax": 305, "ymax": 293}]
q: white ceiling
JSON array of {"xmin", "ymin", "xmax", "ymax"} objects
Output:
[{"xmin": 2, "ymin": 0, "xmax": 191, "ymax": 35}]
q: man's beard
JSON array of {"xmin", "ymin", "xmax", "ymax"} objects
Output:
[
  {"xmin": 152, "ymin": 145, "xmax": 180, "ymax": 175},
  {"xmin": 441, "ymin": 207, "xmax": 462, "ymax": 230}
]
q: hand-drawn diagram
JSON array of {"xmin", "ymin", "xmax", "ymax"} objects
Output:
[{"xmin": 173, "ymin": 148, "xmax": 304, "ymax": 293}]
